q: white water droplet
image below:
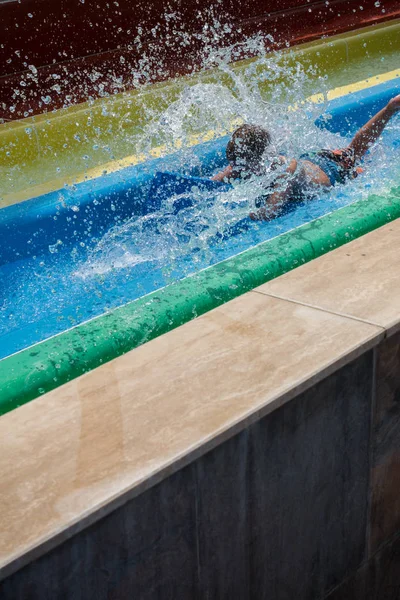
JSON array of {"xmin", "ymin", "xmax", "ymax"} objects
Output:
[{"xmin": 49, "ymin": 240, "xmax": 63, "ymax": 254}]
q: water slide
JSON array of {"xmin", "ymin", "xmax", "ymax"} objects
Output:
[{"xmin": 0, "ymin": 15, "xmax": 400, "ymax": 414}]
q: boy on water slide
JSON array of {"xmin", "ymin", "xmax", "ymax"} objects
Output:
[{"xmin": 212, "ymin": 94, "xmax": 400, "ymax": 220}]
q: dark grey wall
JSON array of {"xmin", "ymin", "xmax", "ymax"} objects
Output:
[
  {"xmin": 370, "ymin": 332, "xmax": 400, "ymax": 555},
  {"xmin": 1, "ymin": 342, "xmax": 398, "ymax": 600},
  {"xmin": 326, "ymin": 532, "xmax": 400, "ymax": 600}
]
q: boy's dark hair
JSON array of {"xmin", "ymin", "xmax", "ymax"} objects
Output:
[{"xmin": 226, "ymin": 124, "xmax": 271, "ymax": 168}]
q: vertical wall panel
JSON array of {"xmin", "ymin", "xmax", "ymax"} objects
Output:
[
  {"xmin": 370, "ymin": 332, "xmax": 400, "ymax": 555},
  {"xmin": 196, "ymin": 430, "xmax": 250, "ymax": 600},
  {"xmin": 249, "ymin": 353, "xmax": 373, "ymax": 600}
]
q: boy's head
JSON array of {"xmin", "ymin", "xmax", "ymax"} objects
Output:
[{"xmin": 227, "ymin": 124, "xmax": 272, "ymax": 173}]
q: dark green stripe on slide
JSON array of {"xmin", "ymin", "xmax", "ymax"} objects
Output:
[{"xmin": 1, "ymin": 187, "xmax": 399, "ymax": 415}]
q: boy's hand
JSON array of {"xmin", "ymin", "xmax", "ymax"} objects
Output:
[{"xmin": 388, "ymin": 94, "xmax": 400, "ymax": 113}]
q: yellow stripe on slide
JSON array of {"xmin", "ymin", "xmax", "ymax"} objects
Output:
[
  {"xmin": 0, "ymin": 121, "xmax": 243, "ymax": 208},
  {"xmin": 308, "ymin": 67, "xmax": 400, "ymax": 103}
]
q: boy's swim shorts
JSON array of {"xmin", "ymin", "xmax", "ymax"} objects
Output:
[{"xmin": 300, "ymin": 148, "xmax": 363, "ymax": 185}]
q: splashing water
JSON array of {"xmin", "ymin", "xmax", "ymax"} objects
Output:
[{"xmin": 78, "ymin": 39, "xmax": 400, "ymax": 279}]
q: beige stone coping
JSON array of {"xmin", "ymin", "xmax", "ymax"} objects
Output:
[
  {"xmin": 256, "ymin": 219, "xmax": 400, "ymax": 338},
  {"xmin": 3, "ymin": 219, "xmax": 400, "ymax": 580}
]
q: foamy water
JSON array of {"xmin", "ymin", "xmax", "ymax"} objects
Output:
[{"xmin": 76, "ymin": 39, "xmax": 400, "ymax": 280}]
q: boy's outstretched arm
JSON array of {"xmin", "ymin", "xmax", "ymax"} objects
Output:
[
  {"xmin": 211, "ymin": 165, "xmax": 233, "ymax": 182},
  {"xmin": 349, "ymin": 94, "xmax": 400, "ymax": 161}
]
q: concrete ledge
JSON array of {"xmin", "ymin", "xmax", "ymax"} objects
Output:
[
  {"xmin": 0, "ymin": 353, "xmax": 377, "ymax": 598},
  {"xmin": 0, "ymin": 290, "xmax": 383, "ymax": 580}
]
